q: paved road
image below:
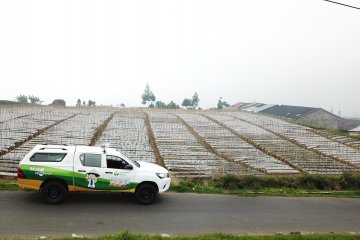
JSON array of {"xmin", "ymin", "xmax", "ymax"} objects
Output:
[{"xmin": 0, "ymin": 191, "xmax": 360, "ymax": 237}]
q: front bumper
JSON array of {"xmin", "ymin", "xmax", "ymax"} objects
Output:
[{"xmin": 158, "ymin": 178, "xmax": 171, "ymax": 193}]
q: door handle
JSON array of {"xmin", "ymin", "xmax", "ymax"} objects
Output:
[
  {"xmin": 105, "ymin": 171, "xmax": 113, "ymax": 174},
  {"xmin": 78, "ymin": 170, "xmax": 86, "ymax": 173}
]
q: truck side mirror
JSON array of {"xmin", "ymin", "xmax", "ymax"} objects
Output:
[{"xmin": 124, "ymin": 164, "xmax": 133, "ymax": 170}]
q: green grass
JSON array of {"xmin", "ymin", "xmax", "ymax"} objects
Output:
[
  {"xmin": 170, "ymin": 182, "xmax": 360, "ymax": 198},
  {"xmin": 0, "ymin": 179, "xmax": 21, "ymax": 190},
  {"xmin": 2, "ymin": 232, "xmax": 360, "ymax": 240},
  {"xmin": 169, "ymin": 173, "xmax": 360, "ymax": 198},
  {"xmin": 212, "ymin": 173, "xmax": 360, "ymax": 190},
  {"xmin": 49, "ymin": 232, "xmax": 360, "ymax": 240}
]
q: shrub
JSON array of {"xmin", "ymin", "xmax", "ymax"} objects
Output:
[
  {"xmin": 211, "ymin": 173, "xmax": 360, "ymax": 191},
  {"xmin": 297, "ymin": 175, "xmax": 333, "ymax": 190},
  {"xmin": 170, "ymin": 181, "xmax": 195, "ymax": 192},
  {"xmin": 237, "ymin": 176, "xmax": 263, "ymax": 189},
  {"xmin": 340, "ymin": 172, "xmax": 360, "ymax": 190},
  {"xmin": 213, "ymin": 174, "xmax": 239, "ymax": 189}
]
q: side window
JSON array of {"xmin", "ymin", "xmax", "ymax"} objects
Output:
[
  {"xmin": 106, "ymin": 155, "xmax": 128, "ymax": 169},
  {"xmin": 79, "ymin": 153, "xmax": 102, "ymax": 168},
  {"xmin": 30, "ymin": 153, "xmax": 67, "ymax": 162}
]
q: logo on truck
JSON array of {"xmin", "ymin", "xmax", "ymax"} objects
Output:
[
  {"xmin": 29, "ymin": 166, "xmax": 52, "ymax": 177},
  {"xmin": 86, "ymin": 169, "xmax": 100, "ymax": 188}
]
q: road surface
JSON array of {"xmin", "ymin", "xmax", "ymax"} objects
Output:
[{"xmin": 0, "ymin": 191, "xmax": 359, "ymax": 237}]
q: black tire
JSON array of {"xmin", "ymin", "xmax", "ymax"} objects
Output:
[
  {"xmin": 40, "ymin": 181, "xmax": 67, "ymax": 204},
  {"xmin": 135, "ymin": 183, "xmax": 158, "ymax": 205}
]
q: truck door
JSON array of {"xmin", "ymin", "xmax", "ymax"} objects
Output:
[
  {"xmin": 103, "ymin": 155, "xmax": 135, "ymax": 191},
  {"xmin": 73, "ymin": 151, "xmax": 107, "ymax": 190}
]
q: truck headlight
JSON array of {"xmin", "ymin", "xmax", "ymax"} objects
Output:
[{"xmin": 156, "ymin": 173, "xmax": 169, "ymax": 179}]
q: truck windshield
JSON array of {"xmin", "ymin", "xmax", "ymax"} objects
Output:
[
  {"xmin": 115, "ymin": 151, "xmax": 140, "ymax": 168},
  {"xmin": 126, "ymin": 158, "xmax": 140, "ymax": 168}
]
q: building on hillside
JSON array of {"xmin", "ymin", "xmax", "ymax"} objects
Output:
[
  {"xmin": 243, "ymin": 103, "xmax": 278, "ymax": 113},
  {"xmin": 50, "ymin": 99, "xmax": 66, "ymax": 107},
  {"xmin": 231, "ymin": 102, "xmax": 247, "ymax": 108},
  {"xmin": 231, "ymin": 102, "xmax": 277, "ymax": 113},
  {"xmin": 260, "ymin": 105, "xmax": 340, "ymax": 130},
  {"xmin": 338, "ymin": 118, "xmax": 360, "ymax": 131},
  {"xmin": 349, "ymin": 126, "xmax": 360, "ymax": 136}
]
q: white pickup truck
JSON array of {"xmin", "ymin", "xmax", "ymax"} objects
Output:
[{"xmin": 17, "ymin": 145, "xmax": 171, "ymax": 204}]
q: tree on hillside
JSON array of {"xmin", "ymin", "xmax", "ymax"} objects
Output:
[
  {"xmin": 155, "ymin": 101, "xmax": 167, "ymax": 109},
  {"xmin": 217, "ymin": 98, "xmax": 223, "ymax": 109},
  {"xmin": 87, "ymin": 100, "xmax": 96, "ymax": 107},
  {"xmin": 155, "ymin": 100, "xmax": 180, "ymax": 109},
  {"xmin": 15, "ymin": 95, "xmax": 28, "ymax": 103},
  {"xmin": 181, "ymin": 98, "xmax": 192, "ymax": 109},
  {"xmin": 141, "ymin": 83, "xmax": 156, "ymax": 106},
  {"xmin": 167, "ymin": 101, "xmax": 180, "ymax": 109},
  {"xmin": 217, "ymin": 97, "xmax": 229, "ymax": 110},
  {"xmin": 181, "ymin": 92, "xmax": 200, "ymax": 109},
  {"xmin": 76, "ymin": 99, "xmax": 81, "ymax": 106},
  {"xmin": 28, "ymin": 95, "xmax": 42, "ymax": 104},
  {"xmin": 192, "ymin": 92, "xmax": 200, "ymax": 109}
]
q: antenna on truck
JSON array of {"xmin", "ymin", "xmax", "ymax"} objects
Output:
[{"xmin": 100, "ymin": 143, "xmax": 110, "ymax": 154}]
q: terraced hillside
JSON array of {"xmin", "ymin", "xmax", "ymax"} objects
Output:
[{"xmin": 1, "ymin": 106, "xmax": 359, "ymax": 177}]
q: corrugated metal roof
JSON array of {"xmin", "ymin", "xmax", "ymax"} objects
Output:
[
  {"xmin": 349, "ymin": 126, "xmax": 360, "ymax": 132},
  {"xmin": 339, "ymin": 118, "xmax": 360, "ymax": 130},
  {"xmin": 232, "ymin": 102, "xmax": 277, "ymax": 113},
  {"xmin": 231, "ymin": 102, "xmax": 248, "ymax": 108},
  {"xmin": 260, "ymin": 105, "xmax": 320, "ymax": 119},
  {"xmin": 244, "ymin": 104, "xmax": 277, "ymax": 113}
]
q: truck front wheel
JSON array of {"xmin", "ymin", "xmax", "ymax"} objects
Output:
[
  {"xmin": 41, "ymin": 181, "xmax": 67, "ymax": 204},
  {"xmin": 135, "ymin": 183, "xmax": 158, "ymax": 205}
]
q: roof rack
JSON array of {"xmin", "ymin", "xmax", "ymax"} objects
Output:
[
  {"xmin": 39, "ymin": 146, "xmax": 68, "ymax": 151},
  {"xmin": 41, "ymin": 143, "xmax": 69, "ymax": 146}
]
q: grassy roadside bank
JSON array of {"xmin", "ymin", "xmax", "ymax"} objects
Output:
[
  {"xmin": 1, "ymin": 231, "xmax": 360, "ymax": 240},
  {"xmin": 0, "ymin": 179, "xmax": 21, "ymax": 191},
  {"xmin": 170, "ymin": 173, "xmax": 360, "ymax": 198},
  {"xmin": 170, "ymin": 183, "xmax": 360, "ymax": 198},
  {"xmin": 32, "ymin": 232, "xmax": 360, "ymax": 240},
  {"xmin": 2, "ymin": 232, "xmax": 360, "ymax": 240}
]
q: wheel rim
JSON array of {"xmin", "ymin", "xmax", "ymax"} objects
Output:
[
  {"xmin": 47, "ymin": 186, "xmax": 61, "ymax": 199},
  {"xmin": 141, "ymin": 188, "xmax": 155, "ymax": 200}
]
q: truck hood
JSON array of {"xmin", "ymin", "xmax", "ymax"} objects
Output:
[{"xmin": 138, "ymin": 161, "xmax": 168, "ymax": 174}]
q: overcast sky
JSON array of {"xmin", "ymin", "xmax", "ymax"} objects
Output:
[{"xmin": 0, "ymin": 0, "xmax": 359, "ymax": 117}]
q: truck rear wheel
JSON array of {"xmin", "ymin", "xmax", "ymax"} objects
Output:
[
  {"xmin": 135, "ymin": 183, "xmax": 158, "ymax": 205},
  {"xmin": 41, "ymin": 181, "xmax": 67, "ymax": 204}
]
